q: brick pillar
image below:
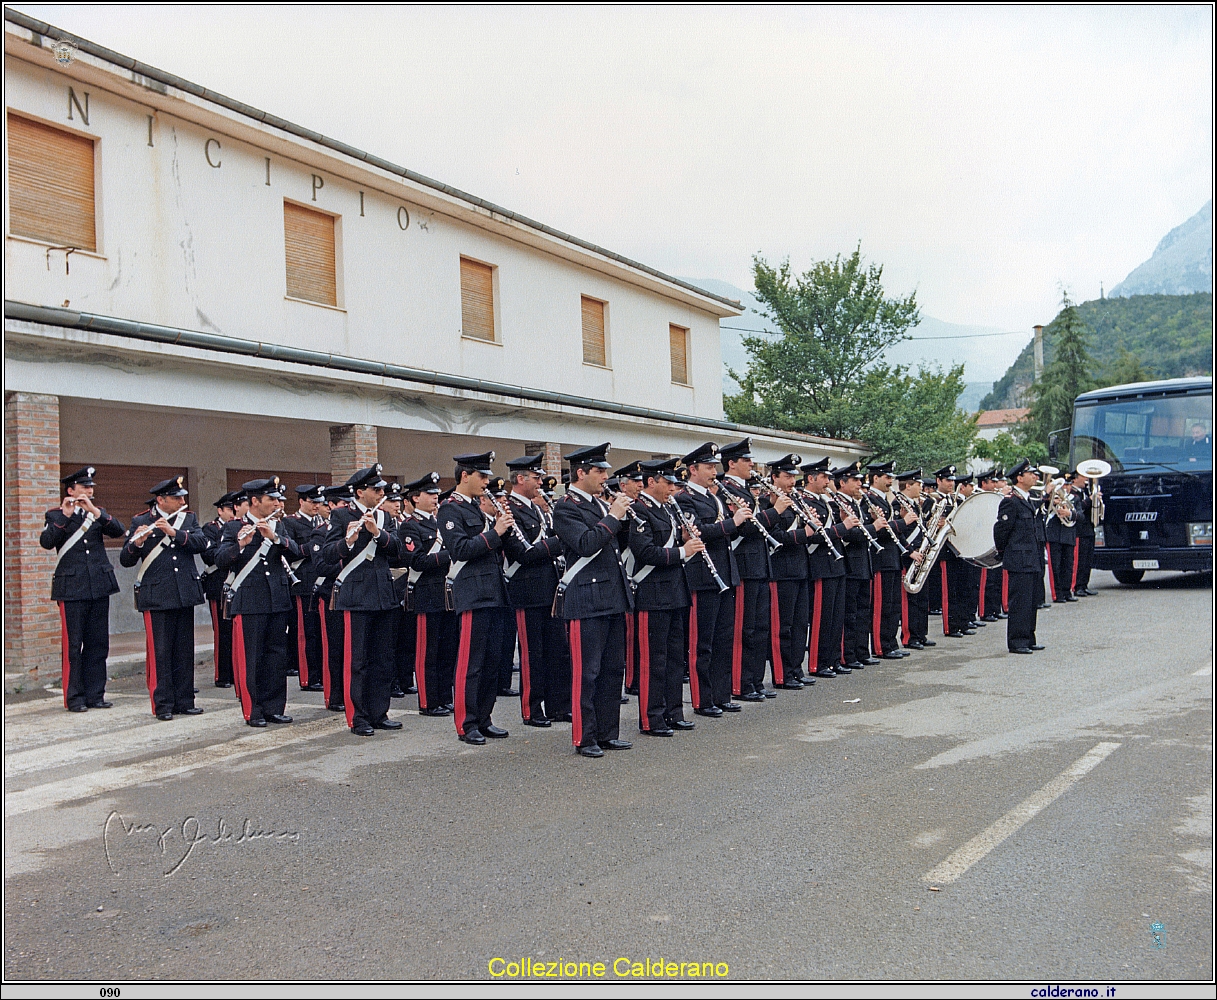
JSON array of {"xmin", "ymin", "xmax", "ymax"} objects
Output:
[
  {"xmin": 4, "ymin": 392, "xmax": 62, "ymax": 687},
  {"xmin": 329, "ymin": 424, "xmax": 378, "ymax": 486},
  {"xmin": 542, "ymin": 441, "xmax": 562, "ymax": 478}
]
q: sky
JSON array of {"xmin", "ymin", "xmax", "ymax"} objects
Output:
[{"xmin": 9, "ymin": 4, "xmax": 1213, "ymax": 373}]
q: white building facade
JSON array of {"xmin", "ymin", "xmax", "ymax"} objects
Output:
[{"xmin": 3, "ymin": 12, "xmax": 864, "ymax": 677}]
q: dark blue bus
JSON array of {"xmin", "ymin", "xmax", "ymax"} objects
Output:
[{"xmin": 1067, "ymin": 376, "xmax": 1212, "ymax": 585}]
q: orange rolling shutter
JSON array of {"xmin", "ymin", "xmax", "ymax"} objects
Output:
[
  {"xmin": 460, "ymin": 257, "xmax": 495, "ymax": 341},
  {"xmin": 670, "ymin": 324, "xmax": 689, "ymax": 384},
  {"xmin": 7, "ymin": 113, "xmax": 96, "ymax": 251},
  {"xmin": 582, "ymin": 296, "xmax": 606, "ymax": 366},
  {"xmin": 284, "ymin": 202, "xmax": 337, "ymax": 306}
]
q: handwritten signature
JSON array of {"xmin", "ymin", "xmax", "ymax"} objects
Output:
[{"xmin": 103, "ymin": 810, "xmax": 300, "ymax": 878}]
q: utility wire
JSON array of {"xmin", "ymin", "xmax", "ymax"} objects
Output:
[{"xmin": 720, "ymin": 324, "xmax": 1029, "ymax": 342}]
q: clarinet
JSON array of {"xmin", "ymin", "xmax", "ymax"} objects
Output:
[
  {"xmin": 861, "ymin": 491, "xmax": 909, "ymax": 554},
  {"xmin": 667, "ymin": 500, "xmax": 730, "ymax": 593},
  {"xmin": 726, "ymin": 479, "xmax": 783, "ymax": 554},
  {"xmin": 793, "ymin": 488, "xmax": 846, "ymax": 561},
  {"xmin": 490, "ymin": 493, "xmax": 534, "ymax": 550},
  {"xmin": 834, "ymin": 493, "xmax": 883, "ymax": 552}
]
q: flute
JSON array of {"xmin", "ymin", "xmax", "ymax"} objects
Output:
[{"xmin": 345, "ymin": 497, "xmax": 388, "ymax": 545}]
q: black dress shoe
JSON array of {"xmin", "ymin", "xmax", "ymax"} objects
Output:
[
  {"xmin": 717, "ymin": 702, "xmax": 742, "ymax": 712},
  {"xmin": 406, "ymin": 684, "xmax": 418, "ymax": 694},
  {"xmin": 1065, "ymin": 594, "xmax": 1078, "ymax": 602},
  {"xmin": 1010, "ymin": 647, "xmax": 1033, "ymax": 654},
  {"xmin": 498, "ymin": 688, "xmax": 520, "ymax": 697},
  {"xmin": 763, "ymin": 690, "xmax": 778, "ymax": 698},
  {"xmin": 844, "ymin": 660, "xmax": 865, "ymax": 668},
  {"xmin": 905, "ymin": 642, "xmax": 924, "ymax": 651},
  {"xmin": 389, "ymin": 686, "xmax": 407, "ymax": 698},
  {"xmin": 479, "ymin": 724, "xmax": 509, "ymax": 738},
  {"xmin": 215, "ymin": 681, "xmax": 234, "ymax": 688},
  {"xmin": 1029, "ymin": 644, "xmax": 1045, "ymax": 651},
  {"xmin": 551, "ymin": 712, "xmax": 573, "ymax": 723},
  {"xmin": 459, "ymin": 730, "xmax": 487, "ymax": 745},
  {"xmin": 286, "ymin": 668, "xmax": 298, "ymax": 677},
  {"xmin": 962, "ymin": 628, "xmax": 977, "ymax": 635},
  {"xmin": 577, "ymin": 744, "xmax": 604, "ymax": 757},
  {"xmin": 668, "ymin": 719, "xmax": 695, "ymax": 730},
  {"xmin": 644, "ymin": 728, "xmax": 675, "ymax": 736},
  {"xmin": 981, "ymin": 615, "xmax": 1000, "ymax": 622},
  {"xmin": 598, "ymin": 739, "xmax": 633, "ymax": 750},
  {"xmin": 374, "ymin": 718, "xmax": 403, "ymax": 730},
  {"xmin": 920, "ymin": 640, "xmax": 936, "ymax": 647},
  {"xmin": 945, "ymin": 631, "xmax": 966, "ymax": 638},
  {"xmin": 694, "ymin": 706, "xmax": 723, "ymax": 717},
  {"xmin": 352, "ymin": 723, "xmax": 375, "ymax": 736},
  {"xmin": 834, "ymin": 664, "xmax": 853, "ymax": 674},
  {"xmin": 620, "ymin": 695, "xmax": 630, "ymax": 704},
  {"xmin": 302, "ymin": 683, "xmax": 324, "ymax": 692},
  {"xmin": 997, "ymin": 611, "xmax": 1009, "ymax": 618},
  {"xmin": 880, "ymin": 652, "xmax": 905, "ymax": 659},
  {"xmin": 625, "ymin": 687, "xmax": 640, "ymax": 696},
  {"xmin": 420, "ymin": 705, "xmax": 451, "ymax": 716},
  {"xmin": 87, "ymin": 700, "xmax": 114, "ymax": 709},
  {"xmin": 180, "ymin": 706, "xmax": 204, "ymax": 716},
  {"xmin": 327, "ymin": 703, "xmax": 346, "ymax": 712},
  {"xmin": 1037, "ymin": 603, "xmax": 1052, "ymax": 610},
  {"xmin": 737, "ymin": 691, "xmax": 766, "ymax": 702},
  {"xmin": 817, "ymin": 668, "xmax": 838, "ymax": 677},
  {"xmin": 524, "ymin": 717, "xmax": 552, "ymax": 727},
  {"xmin": 68, "ymin": 704, "xmax": 87, "ymax": 713},
  {"xmin": 1053, "ymin": 598, "xmax": 1069, "ymax": 604},
  {"xmin": 247, "ymin": 718, "xmax": 267, "ymax": 728},
  {"xmin": 971, "ymin": 620, "xmax": 988, "ymax": 627},
  {"xmin": 778, "ymin": 680, "xmax": 804, "ymax": 690},
  {"xmin": 862, "ymin": 656, "xmax": 883, "ymax": 664},
  {"xmin": 193, "ymin": 687, "xmax": 199, "ymax": 694},
  {"xmin": 266, "ymin": 714, "xmax": 293, "ymax": 724},
  {"xmin": 443, "ymin": 703, "xmax": 455, "ymax": 712},
  {"xmin": 157, "ymin": 712, "xmax": 175, "ymax": 721}
]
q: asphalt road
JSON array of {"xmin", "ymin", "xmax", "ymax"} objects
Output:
[{"xmin": 4, "ymin": 570, "xmax": 1212, "ymax": 983}]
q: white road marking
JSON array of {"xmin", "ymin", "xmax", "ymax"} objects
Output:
[
  {"xmin": 4, "ymin": 715, "xmax": 346, "ymax": 817},
  {"xmin": 922, "ymin": 742, "xmax": 1121, "ymax": 885},
  {"xmin": 1192, "ymin": 665, "xmax": 1212, "ymax": 676}
]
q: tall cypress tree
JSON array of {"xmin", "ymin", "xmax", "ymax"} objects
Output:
[{"xmin": 1019, "ymin": 293, "xmax": 1096, "ymax": 449}]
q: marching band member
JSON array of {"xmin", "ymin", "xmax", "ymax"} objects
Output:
[
  {"xmin": 119, "ymin": 476, "xmax": 208, "ymax": 720},
  {"xmin": 40, "ymin": 466, "xmax": 126, "ymax": 712},
  {"xmin": 760, "ymin": 455, "xmax": 816, "ymax": 688},
  {"xmin": 382, "ymin": 482, "xmax": 416, "ymax": 699},
  {"xmin": 895, "ymin": 470, "xmax": 933, "ymax": 650},
  {"xmin": 1044, "ymin": 474, "xmax": 1078, "ymax": 604},
  {"xmin": 214, "ymin": 477, "xmax": 302, "ymax": 727},
  {"xmin": 315, "ymin": 485, "xmax": 347, "ymax": 713},
  {"xmin": 503, "ymin": 454, "xmax": 570, "ymax": 727},
  {"xmin": 931, "ymin": 465, "xmax": 971, "ymax": 638},
  {"xmin": 864, "ymin": 461, "xmax": 913, "ymax": 658},
  {"xmin": 1069, "ymin": 470, "xmax": 1098, "ymax": 597},
  {"xmin": 610, "ymin": 461, "xmax": 644, "ymax": 700},
  {"xmin": 552, "ymin": 443, "xmax": 634, "ymax": 757},
  {"xmin": 993, "ymin": 459, "xmax": 1047, "ymax": 654},
  {"xmin": 803, "ymin": 457, "xmax": 858, "ymax": 675},
  {"xmin": 399, "ymin": 472, "xmax": 453, "ymax": 717},
  {"xmin": 628, "ymin": 458, "xmax": 702, "ymax": 735},
  {"xmin": 200, "ymin": 490, "xmax": 246, "ymax": 689},
  {"xmin": 322, "ymin": 465, "xmax": 402, "ymax": 737},
  {"xmin": 976, "ymin": 469, "xmax": 1008, "ymax": 621},
  {"xmin": 676, "ymin": 443, "xmax": 748, "ymax": 716},
  {"xmin": 441, "ymin": 452, "xmax": 514, "ymax": 745},
  {"xmin": 283, "ymin": 484, "xmax": 327, "ymax": 692},
  {"xmin": 833, "ymin": 462, "xmax": 880, "ymax": 668}
]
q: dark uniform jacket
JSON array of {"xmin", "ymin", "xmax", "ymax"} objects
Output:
[
  {"xmin": 502, "ymin": 494, "xmax": 563, "ymax": 610},
  {"xmin": 803, "ymin": 493, "xmax": 848, "ymax": 580},
  {"xmin": 1043, "ymin": 500, "xmax": 1077, "ymax": 546},
  {"xmin": 834, "ymin": 495, "xmax": 874, "ymax": 581},
  {"xmin": 399, "ymin": 511, "xmax": 451, "ymax": 614},
  {"xmin": 758, "ymin": 495, "xmax": 813, "ymax": 581},
  {"xmin": 119, "ymin": 508, "xmax": 208, "ymax": 611},
  {"xmin": 861, "ymin": 488, "xmax": 907, "ymax": 574},
  {"xmin": 322, "ymin": 504, "xmax": 401, "ymax": 612},
  {"xmin": 281, "ymin": 512, "xmax": 323, "ymax": 596},
  {"xmin": 1072, "ymin": 486, "xmax": 1096, "ymax": 540},
  {"xmin": 40, "ymin": 505, "xmax": 124, "ymax": 601},
  {"xmin": 627, "ymin": 493, "xmax": 691, "ymax": 611},
  {"xmin": 993, "ymin": 491, "xmax": 1047, "ymax": 574},
  {"xmin": 552, "ymin": 487, "xmax": 632, "ymax": 619},
  {"xmin": 675, "ymin": 484, "xmax": 740, "ymax": 590},
  {"xmin": 438, "ymin": 493, "xmax": 508, "ymax": 613},
  {"xmin": 214, "ymin": 516, "xmax": 302, "ymax": 615},
  {"xmin": 718, "ymin": 476, "xmax": 780, "ymax": 580},
  {"xmin": 199, "ymin": 517, "xmax": 230, "ymax": 602},
  {"xmin": 310, "ymin": 517, "xmax": 340, "ymax": 602}
]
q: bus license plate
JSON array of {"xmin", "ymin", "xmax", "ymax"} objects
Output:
[{"xmin": 1132, "ymin": 559, "xmax": 1159, "ymax": 570}]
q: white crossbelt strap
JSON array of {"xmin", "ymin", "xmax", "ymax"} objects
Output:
[
  {"xmin": 54, "ymin": 512, "xmax": 95, "ymax": 568},
  {"xmin": 632, "ymin": 513, "xmax": 676, "ymax": 585},
  {"xmin": 336, "ymin": 536, "xmax": 378, "ymax": 585},
  {"xmin": 504, "ymin": 518, "xmax": 545, "ymax": 580},
  {"xmin": 409, "ymin": 535, "xmax": 443, "ymax": 585},
  {"xmin": 228, "ymin": 536, "xmax": 274, "ymax": 595},
  {"xmin": 134, "ymin": 511, "xmax": 188, "ymax": 586}
]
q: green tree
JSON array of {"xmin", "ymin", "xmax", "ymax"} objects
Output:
[
  {"xmin": 972, "ymin": 430, "xmax": 1047, "ymax": 469},
  {"xmin": 725, "ymin": 247, "xmax": 920, "ymax": 438},
  {"xmin": 1020, "ymin": 292, "xmax": 1096, "ymax": 449},
  {"xmin": 1097, "ymin": 346, "xmax": 1157, "ymax": 387},
  {"xmin": 724, "ymin": 247, "xmax": 977, "ymax": 470}
]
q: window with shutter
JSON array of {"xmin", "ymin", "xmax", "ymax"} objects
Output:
[
  {"xmin": 670, "ymin": 324, "xmax": 689, "ymax": 385},
  {"xmin": 581, "ymin": 296, "xmax": 607, "ymax": 367},
  {"xmin": 284, "ymin": 202, "xmax": 337, "ymax": 306},
  {"xmin": 460, "ymin": 257, "xmax": 496, "ymax": 341},
  {"xmin": 7, "ymin": 113, "xmax": 96, "ymax": 251}
]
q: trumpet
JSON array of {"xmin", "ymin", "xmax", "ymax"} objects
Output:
[{"xmin": 667, "ymin": 500, "xmax": 730, "ymax": 593}]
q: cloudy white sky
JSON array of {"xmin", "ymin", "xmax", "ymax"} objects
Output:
[{"xmin": 11, "ymin": 4, "xmax": 1213, "ymax": 365}]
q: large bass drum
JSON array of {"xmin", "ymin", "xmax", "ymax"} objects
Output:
[{"xmin": 946, "ymin": 491, "xmax": 1003, "ymax": 569}]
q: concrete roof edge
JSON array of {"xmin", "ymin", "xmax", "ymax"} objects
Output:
[{"xmin": 3, "ymin": 9, "xmax": 743, "ymax": 317}]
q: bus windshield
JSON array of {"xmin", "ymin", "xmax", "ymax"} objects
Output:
[{"xmin": 1071, "ymin": 392, "xmax": 1213, "ymax": 472}]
